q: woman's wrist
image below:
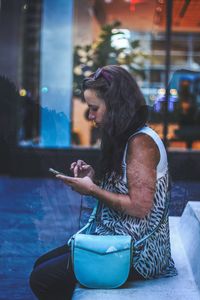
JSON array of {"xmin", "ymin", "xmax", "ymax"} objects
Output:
[{"xmin": 89, "ymin": 182, "xmax": 100, "ymax": 197}]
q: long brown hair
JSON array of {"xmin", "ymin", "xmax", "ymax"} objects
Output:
[{"xmin": 82, "ymin": 65, "xmax": 148, "ymax": 180}]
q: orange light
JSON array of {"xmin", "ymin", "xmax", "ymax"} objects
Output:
[{"xmin": 181, "ymin": 80, "xmax": 189, "ymax": 86}]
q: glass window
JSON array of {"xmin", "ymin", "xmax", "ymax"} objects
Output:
[
  {"xmin": 1, "ymin": 0, "xmax": 200, "ymax": 151},
  {"xmin": 72, "ymin": 0, "xmax": 168, "ymax": 146},
  {"xmin": 72, "ymin": 0, "xmax": 200, "ymax": 150}
]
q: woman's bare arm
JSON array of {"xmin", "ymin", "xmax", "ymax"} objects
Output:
[
  {"xmin": 126, "ymin": 133, "xmax": 159, "ymax": 217},
  {"xmin": 57, "ymin": 134, "xmax": 160, "ymax": 218},
  {"xmin": 90, "ymin": 134, "xmax": 160, "ymax": 218}
]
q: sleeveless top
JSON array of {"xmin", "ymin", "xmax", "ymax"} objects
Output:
[{"xmin": 95, "ymin": 126, "xmax": 177, "ymax": 279}]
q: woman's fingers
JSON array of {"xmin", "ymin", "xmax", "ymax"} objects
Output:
[
  {"xmin": 56, "ymin": 174, "xmax": 76, "ymax": 185},
  {"xmin": 69, "ymin": 160, "xmax": 94, "ymax": 178},
  {"xmin": 70, "ymin": 162, "xmax": 81, "ymax": 176},
  {"xmin": 81, "ymin": 165, "xmax": 90, "ymax": 170},
  {"xmin": 70, "ymin": 160, "xmax": 89, "ymax": 177},
  {"xmin": 70, "ymin": 162, "xmax": 77, "ymax": 170},
  {"xmin": 76, "ymin": 160, "xmax": 86, "ymax": 170},
  {"xmin": 74, "ymin": 165, "xmax": 79, "ymax": 177}
]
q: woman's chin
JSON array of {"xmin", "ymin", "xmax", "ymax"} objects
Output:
[
  {"xmin": 95, "ymin": 122, "xmax": 103, "ymax": 128},
  {"xmin": 92, "ymin": 121, "xmax": 99, "ymax": 128},
  {"xmin": 92, "ymin": 120, "xmax": 103, "ymax": 128}
]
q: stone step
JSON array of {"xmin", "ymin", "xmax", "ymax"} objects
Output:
[{"xmin": 179, "ymin": 201, "xmax": 200, "ymax": 291}]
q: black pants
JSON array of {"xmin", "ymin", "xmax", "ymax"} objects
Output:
[
  {"xmin": 29, "ymin": 245, "xmax": 76, "ymax": 300},
  {"xmin": 29, "ymin": 245, "xmax": 144, "ymax": 300}
]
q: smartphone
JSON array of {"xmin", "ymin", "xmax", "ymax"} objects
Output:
[{"xmin": 49, "ymin": 168, "xmax": 66, "ymax": 176}]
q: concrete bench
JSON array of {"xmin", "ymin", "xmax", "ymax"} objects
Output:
[{"xmin": 72, "ymin": 201, "xmax": 200, "ymax": 300}]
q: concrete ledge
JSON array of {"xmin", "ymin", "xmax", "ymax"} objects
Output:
[
  {"xmin": 179, "ymin": 201, "xmax": 200, "ymax": 291},
  {"xmin": 72, "ymin": 214, "xmax": 200, "ymax": 300}
]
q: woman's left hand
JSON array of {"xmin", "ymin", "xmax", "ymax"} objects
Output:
[{"xmin": 56, "ymin": 175, "xmax": 95, "ymax": 195}]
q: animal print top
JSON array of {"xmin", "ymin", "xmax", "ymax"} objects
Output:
[{"xmin": 95, "ymin": 126, "xmax": 177, "ymax": 279}]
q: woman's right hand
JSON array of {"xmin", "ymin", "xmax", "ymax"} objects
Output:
[{"xmin": 70, "ymin": 160, "xmax": 95, "ymax": 180}]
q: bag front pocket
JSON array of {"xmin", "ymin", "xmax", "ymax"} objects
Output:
[{"xmin": 72, "ymin": 234, "xmax": 132, "ymax": 289}]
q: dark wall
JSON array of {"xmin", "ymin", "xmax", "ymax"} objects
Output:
[
  {"xmin": 8, "ymin": 147, "xmax": 200, "ymax": 181},
  {"xmin": 168, "ymin": 150, "xmax": 200, "ymax": 181},
  {"xmin": 0, "ymin": 0, "xmax": 24, "ymax": 86},
  {"xmin": 9, "ymin": 148, "xmax": 101, "ymax": 178}
]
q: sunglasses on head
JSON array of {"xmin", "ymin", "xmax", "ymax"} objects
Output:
[{"xmin": 83, "ymin": 68, "xmax": 112, "ymax": 87}]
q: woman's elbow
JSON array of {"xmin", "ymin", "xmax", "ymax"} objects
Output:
[
  {"xmin": 129, "ymin": 209, "xmax": 151, "ymax": 219},
  {"xmin": 137, "ymin": 207, "xmax": 152, "ymax": 218},
  {"xmin": 128, "ymin": 197, "xmax": 153, "ymax": 218}
]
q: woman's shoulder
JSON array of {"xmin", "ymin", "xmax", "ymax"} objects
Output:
[
  {"xmin": 128, "ymin": 125, "xmax": 159, "ymax": 140},
  {"xmin": 126, "ymin": 131, "xmax": 160, "ymax": 167},
  {"xmin": 125, "ymin": 125, "xmax": 168, "ymax": 180},
  {"xmin": 127, "ymin": 126, "xmax": 160, "ymax": 149},
  {"xmin": 127, "ymin": 126, "xmax": 165, "ymax": 155}
]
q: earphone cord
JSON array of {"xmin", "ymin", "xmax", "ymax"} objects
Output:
[{"xmin": 78, "ymin": 194, "xmax": 83, "ymax": 229}]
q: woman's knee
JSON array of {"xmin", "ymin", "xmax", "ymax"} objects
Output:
[
  {"xmin": 29, "ymin": 266, "xmax": 76, "ymax": 300},
  {"xmin": 29, "ymin": 248, "xmax": 74, "ymax": 299},
  {"xmin": 29, "ymin": 267, "xmax": 46, "ymax": 296},
  {"xmin": 29, "ymin": 268, "xmax": 39, "ymax": 292}
]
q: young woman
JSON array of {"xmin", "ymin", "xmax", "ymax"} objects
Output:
[{"xmin": 30, "ymin": 65, "xmax": 177, "ymax": 300}]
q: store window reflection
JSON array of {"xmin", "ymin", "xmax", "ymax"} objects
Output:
[
  {"xmin": 72, "ymin": 0, "xmax": 200, "ymax": 150},
  {"xmin": 1, "ymin": 0, "xmax": 200, "ymax": 151},
  {"xmin": 171, "ymin": 70, "xmax": 200, "ymax": 149}
]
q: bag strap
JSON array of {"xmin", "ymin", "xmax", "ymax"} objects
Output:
[
  {"xmin": 68, "ymin": 181, "xmax": 106, "ymax": 246},
  {"xmin": 67, "ymin": 203, "xmax": 98, "ymax": 246},
  {"xmin": 68, "ymin": 174, "xmax": 170, "ymax": 247}
]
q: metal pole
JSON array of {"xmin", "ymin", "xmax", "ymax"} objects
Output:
[{"xmin": 163, "ymin": 0, "xmax": 173, "ymax": 147}]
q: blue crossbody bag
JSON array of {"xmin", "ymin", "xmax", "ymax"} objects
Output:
[{"xmin": 68, "ymin": 194, "xmax": 169, "ymax": 289}]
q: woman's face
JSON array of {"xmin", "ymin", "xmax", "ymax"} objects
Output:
[{"xmin": 84, "ymin": 89, "xmax": 107, "ymax": 127}]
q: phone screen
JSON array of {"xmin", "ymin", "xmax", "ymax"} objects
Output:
[{"xmin": 49, "ymin": 168, "xmax": 65, "ymax": 176}]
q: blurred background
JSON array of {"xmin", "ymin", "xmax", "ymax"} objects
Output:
[
  {"xmin": 0, "ymin": 0, "xmax": 200, "ymax": 299},
  {"xmin": 1, "ymin": 0, "xmax": 200, "ymax": 177}
]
